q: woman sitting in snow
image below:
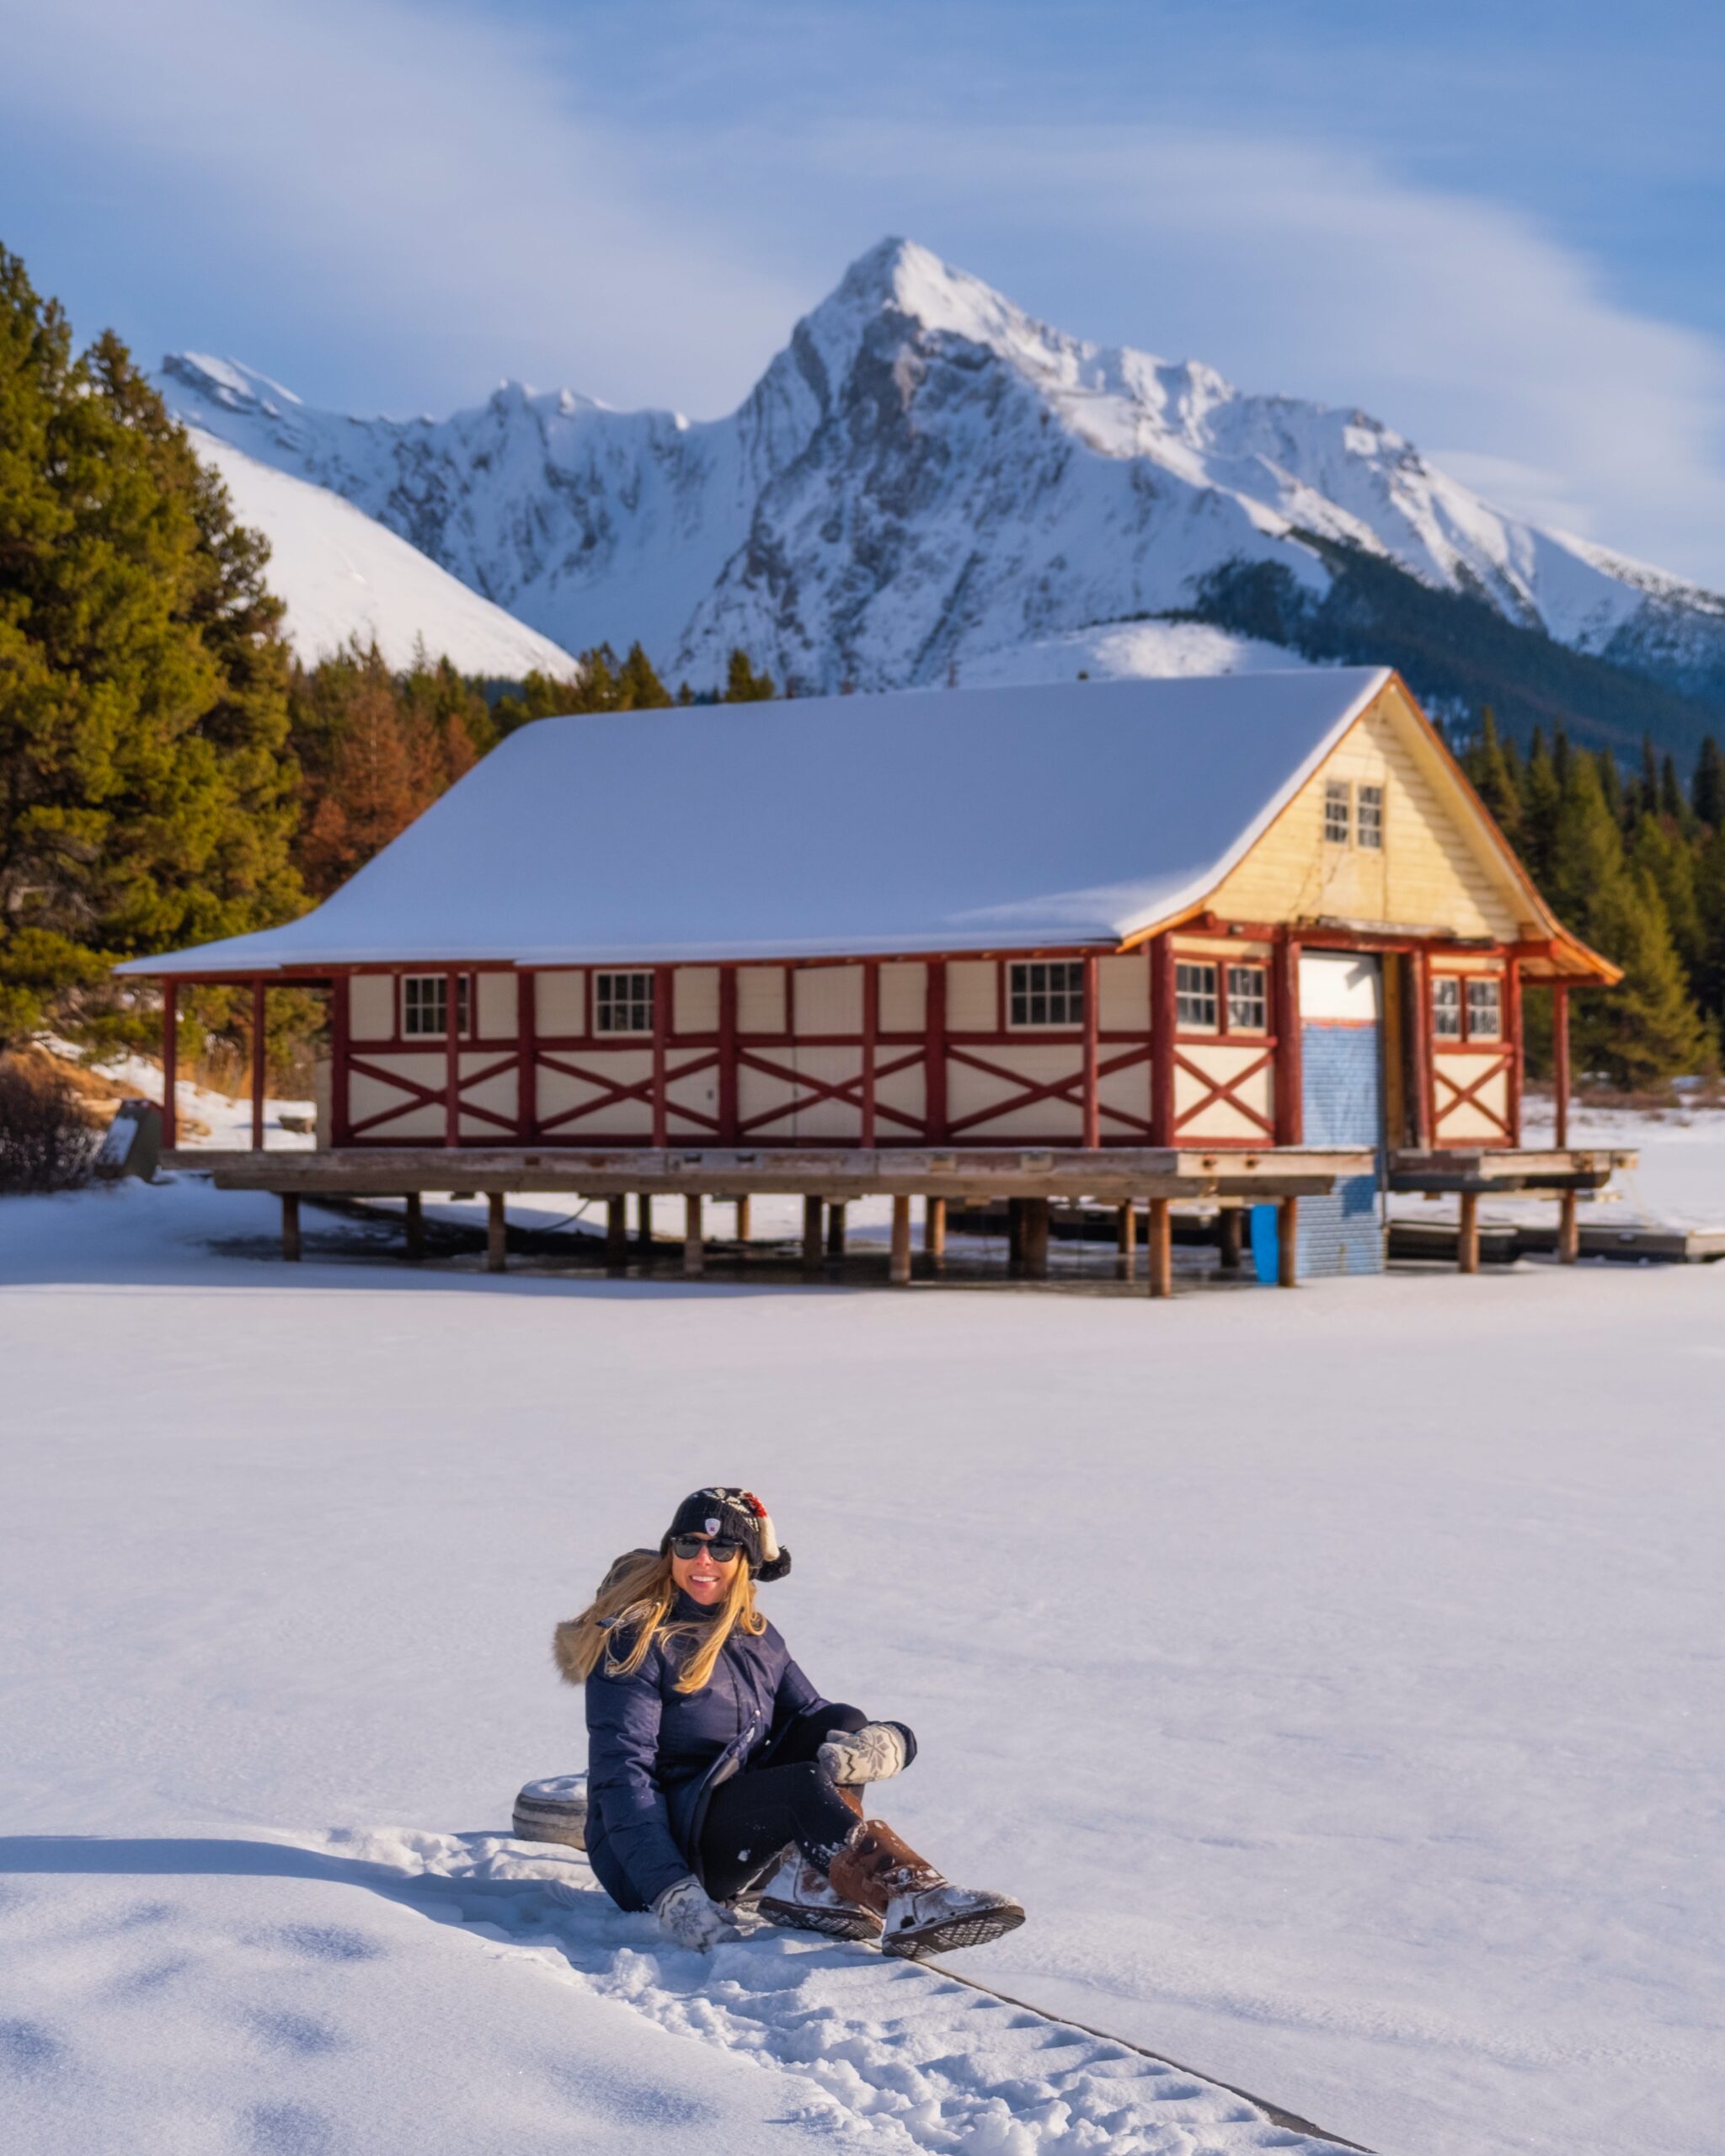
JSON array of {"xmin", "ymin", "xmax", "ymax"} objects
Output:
[{"xmin": 557, "ymin": 1486, "xmax": 1023, "ymax": 1959}]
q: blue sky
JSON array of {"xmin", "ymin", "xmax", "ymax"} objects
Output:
[{"xmin": 5, "ymin": 0, "xmax": 1723, "ymax": 583}]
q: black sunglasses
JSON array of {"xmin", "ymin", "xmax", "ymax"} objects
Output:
[{"xmin": 670, "ymin": 1534, "xmax": 744, "ymax": 1562}]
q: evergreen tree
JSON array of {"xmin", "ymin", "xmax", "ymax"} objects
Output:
[
  {"xmin": 0, "ymin": 247, "xmax": 299, "ymax": 1046},
  {"xmin": 492, "ymin": 667, "xmax": 586, "ymax": 735},
  {"xmin": 1546, "ymin": 755, "xmax": 1706, "ymax": 1086},
  {"xmin": 1659, "ymin": 752, "xmax": 1687, "ymax": 829},
  {"xmin": 1518, "ymin": 728, "xmax": 1562, "ymax": 888},
  {"xmin": 1598, "ymin": 745, "xmax": 1625, "ymax": 829},
  {"xmin": 1462, "ymin": 708, "xmax": 1522, "ymax": 847},
  {"xmin": 1637, "ymin": 733, "xmax": 1659, "ymax": 825},
  {"xmin": 722, "ymin": 648, "xmax": 776, "ymax": 702},
  {"xmin": 616, "ymin": 641, "xmax": 672, "ymax": 709},
  {"xmin": 1694, "ymin": 735, "xmax": 1725, "ymax": 833},
  {"xmin": 1631, "ymin": 813, "xmax": 1703, "ymax": 985},
  {"xmin": 1696, "ymin": 824, "xmax": 1725, "ymax": 1019}
]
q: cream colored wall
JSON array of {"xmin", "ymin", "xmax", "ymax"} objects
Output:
[
  {"xmin": 349, "ymin": 974, "xmax": 394, "ymax": 1040},
  {"xmin": 946, "ymin": 960, "xmax": 997, "ymax": 1031},
  {"xmin": 536, "ymin": 970, "xmax": 585, "ymax": 1038},
  {"xmin": 879, "ymin": 962, "xmax": 927, "ymax": 1033},
  {"xmin": 1097, "ymin": 953, "xmax": 1149, "ymax": 1031},
  {"xmin": 1434, "ymin": 1053, "xmax": 1510, "ymax": 1141},
  {"xmin": 1207, "ymin": 685, "xmax": 1530, "ymax": 939},
  {"xmin": 737, "ymin": 965, "xmax": 786, "ymax": 1033},
  {"xmin": 674, "ymin": 966, "xmax": 719, "ymax": 1035},
  {"xmin": 794, "ymin": 965, "xmax": 863, "ymax": 1037},
  {"xmin": 1172, "ymin": 1040, "xmax": 1275, "ymax": 1140}
]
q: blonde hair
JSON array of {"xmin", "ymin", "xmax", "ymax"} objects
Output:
[{"xmin": 554, "ymin": 1547, "xmax": 765, "ymax": 1696}]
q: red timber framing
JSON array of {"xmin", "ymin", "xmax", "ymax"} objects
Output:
[{"xmin": 174, "ymin": 922, "xmax": 1551, "ymax": 1160}]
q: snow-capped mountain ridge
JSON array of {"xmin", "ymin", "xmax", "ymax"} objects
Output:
[{"xmin": 162, "ymin": 237, "xmax": 1725, "ymax": 698}]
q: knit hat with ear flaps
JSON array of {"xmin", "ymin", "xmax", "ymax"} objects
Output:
[{"xmin": 661, "ymin": 1487, "xmax": 791, "ymax": 1582}]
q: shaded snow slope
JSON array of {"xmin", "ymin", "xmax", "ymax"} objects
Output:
[
  {"xmin": 190, "ymin": 427, "xmax": 579, "ymax": 677},
  {"xmin": 5, "ymin": 1166, "xmax": 1725, "ymax": 2155},
  {"xmin": 163, "ymin": 238, "xmax": 1725, "ymax": 696},
  {"xmin": 0, "ymin": 1822, "xmax": 1348, "ymax": 2155}
]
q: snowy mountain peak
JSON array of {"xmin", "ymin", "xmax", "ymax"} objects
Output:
[{"xmin": 161, "ymin": 236, "xmax": 1725, "ymax": 704}]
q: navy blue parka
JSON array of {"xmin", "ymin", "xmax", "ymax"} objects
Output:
[{"xmin": 582, "ymin": 1591, "xmax": 913, "ymax": 1911}]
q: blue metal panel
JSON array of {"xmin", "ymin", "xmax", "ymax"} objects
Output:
[{"xmin": 1298, "ymin": 1022, "xmax": 1385, "ymax": 1277}]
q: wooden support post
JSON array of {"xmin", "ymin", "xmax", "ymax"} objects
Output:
[
  {"xmin": 445, "ymin": 969, "xmax": 461, "ymax": 1148},
  {"xmin": 924, "ymin": 1195, "xmax": 947, "ymax": 1259},
  {"xmin": 1404, "ymin": 952, "xmax": 1432, "ymax": 1152},
  {"xmin": 1552, "ymin": 982, "xmax": 1571, "ymax": 1150},
  {"xmin": 1505, "ymin": 958, "xmax": 1524, "ymax": 1145},
  {"xmin": 1146, "ymin": 1197, "xmax": 1172, "ymax": 1299},
  {"xmin": 1457, "ymin": 1190, "xmax": 1480, "ymax": 1275},
  {"xmin": 889, "ymin": 1195, "xmax": 912, "ymax": 1284},
  {"xmin": 404, "ymin": 1191, "xmax": 425, "ymax": 1261},
  {"xmin": 1150, "ymin": 936, "xmax": 1176, "ymax": 1145},
  {"xmin": 734, "ymin": 1195, "xmax": 750, "ymax": 1242},
  {"xmin": 925, "ymin": 960, "xmax": 948, "ymax": 1141},
  {"xmin": 1007, "ymin": 1197, "xmax": 1025, "ymax": 1268},
  {"xmin": 1117, "ymin": 1203, "xmax": 1137, "ymax": 1260},
  {"xmin": 1277, "ymin": 1196, "xmax": 1299, "ymax": 1288},
  {"xmin": 636, "ymin": 1193, "xmax": 654, "ymax": 1251},
  {"xmin": 862, "ymin": 962, "xmax": 879, "ymax": 1148},
  {"xmin": 1274, "ymin": 937, "xmax": 1303, "ymax": 1144},
  {"xmin": 825, "ymin": 1201, "xmax": 846, "ymax": 1259},
  {"xmin": 486, "ymin": 1191, "xmax": 507, "ymax": 1273},
  {"xmin": 651, "ymin": 966, "xmax": 669, "ymax": 1148},
  {"xmin": 606, "ymin": 1196, "xmax": 628, "ymax": 1271},
  {"xmin": 1081, "ymin": 952, "xmax": 1100, "ymax": 1150},
  {"xmin": 718, "ymin": 965, "xmax": 738, "ymax": 1143},
  {"xmin": 803, "ymin": 1195, "xmax": 824, "ymax": 1272},
  {"xmin": 1557, "ymin": 1189, "xmax": 1580, "ymax": 1265},
  {"xmin": 280, "ymin": 1191, "xmax": 301, "ymax": 1263},
  {"xmin": 1218, "ymin": 1207, "xmax": 1243, "ymax": 1272},
  {"xmin": 1022, "ymin": 1197, "xmax": 1050, "ymax": 1278},
  {"xmin": 683, "ymin": 1194, "xmax": 703, "ymax": 1278},
  {"xmin": 250, "ymin": 978, "xmax": 266, "ymax": 1151},
  {"xmin": 331, "ymin": 975, "xmax": 350, "ymax": 1146},
  {"xmin": 161, "ymin": 977, "xmax": 178, "ymax": 1149},
  {"xmin": 517, "ymin": 969, "xmax": 537, "ymax": 1141}
]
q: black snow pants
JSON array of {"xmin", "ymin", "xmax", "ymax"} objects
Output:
[{"xmin": 697, "ymin": 1701, "xmax": 867, "ymax": 1902}]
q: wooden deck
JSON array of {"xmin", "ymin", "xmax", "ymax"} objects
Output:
[
  {"xmin": 168, "ymin": 1145, "xmax": 1373, "ymax": 1202},
  {"xmin": 1386, "ymin": 1147, "xmax": 1635, "ymax": 1193}
]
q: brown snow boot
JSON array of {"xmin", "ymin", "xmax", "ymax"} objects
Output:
[
  {"xmin": 828, "ymin": 1819, "xmax": 1025, "ymax": 1958},
  {"xmin": 756, "ymin": 1783, "xmax": 879, "ymax": 1941}
]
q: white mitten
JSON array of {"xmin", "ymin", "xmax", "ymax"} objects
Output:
[
  {"xmin": 819, "ymin": 1721, "xmax": 910, "ymax": 1785},
  {"xmin": 652, "ymin": 1874, "xmax": 743, "ymax": 1952}
]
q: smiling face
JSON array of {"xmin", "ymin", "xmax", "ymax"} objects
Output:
[{"xmin": 670, "ymin": 1536, "xmax": 743, "ymax": 1607}]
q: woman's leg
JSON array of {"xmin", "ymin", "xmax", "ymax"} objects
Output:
[
  {"xmin": 758, "ymin": 1700, "xmax": 865, "ymax": 1771},
  {"xmin": 697, "ymin": 1760, "xmax": 858, "ymax": 1904}
]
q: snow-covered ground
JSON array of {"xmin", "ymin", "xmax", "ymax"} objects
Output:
[{"xmin": 4, "ymin": 1116, "xmax": 1724, "ymax": 2154}]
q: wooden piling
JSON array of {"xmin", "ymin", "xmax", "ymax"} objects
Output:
[
  {"xmin": 1457, "ymin": 1191, "xmax": 1480, "ymax": 1274},
  {"xmin": 1007, "ymin": 1197, "xmax": 1025, "ymax": 1268},
  {"xmin": 1557, "ymin": 1189, "xmax": 1580, "ymax": 1264},
  {"xmin": 734, "ymin": 1196, "xmax": 751, "ymax": 1243},
  {"xmin": 803, "ymin": 1195, "xmax": 824, "ymax": 1273},
  {"xmin": 1022, "ymin": 1197, "xmax": 1050, "ymax": 1278},
  {"xmin": 1146, "ymin": 1197, "xmax": 1172, "ymax": 1299},
  {"xmin": 606, "ymin": 1195, "xmax": 628, "ymax": 1271},
  {"xmin": 1217, "ymin": 1207, "xmax": 1243, "ymax": 1272},
  {"xmin": 487, "ymin": 1191, "xmax": 507, "ymax": 1273},
  {"xmin": 889, "ymin": 1196, "xmax": 913, "ymax": 1284},
  {"xmin": 280, "ymin": 1191, "xmax": 301, "ymax": 1262},
  {"xmin": 684, "ymin": 1194, "xmax": 703, "ymax": 1277},
  {"xmin": 825, "ymin": 1201, "xmax": 846, "ymax": 1259},
  {"xmin": 1277, "ymin": 1196, "xmax": 1299, "ymax": 1288},
  {"xmin": 404, "ymin": 1190, "xmax": 424, "ymax": 1261},
  {"xmin": 925, "ymin": 1195, "xmax": 947, "ymax": 1259},
  {"xmin": 1117, "ymin": 1203, "xmax": 1136, "ymax": 1257},
  {"xmin": 636, "ymin": 1193, "xmax": 654, "ymax": 1251}
]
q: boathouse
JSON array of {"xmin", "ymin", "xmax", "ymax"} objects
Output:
[{"xmin": 119, "ymin": 669, "xmax": 1625, "ymax": 1291}]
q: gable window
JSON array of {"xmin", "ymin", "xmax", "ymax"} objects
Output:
[
  {"xmin": 1226, "ymin": 964, "xmax": 1267, "ymax": 1033},
  {"xmin": 1175, "ymin": 961, "xmax": 1218, "ymax": 1029},
  {"xmin": 1357, "ymin": 784, "xmax": 1384, "ymax": 850},
  {"xmin": 1008, "ymin": 960, "xmax": 1084, "ymax": 1027},
  {"xmin": 402, "ymin": 974, "xmax": 470, "ymax": 1038},
  {"xmin": 1324, "ymin": 779, "xmax": 1352, "ymax": 845},
  {"xmin": 1432, "ymin": 976, "xmax": 1462, "ymax": 1038},
  {"xmin": 1466, "ymin": 977, "xmax": 1503, "ymax": 1040},
  {"xmin": 595, "ymin": 969, "xmax": 655, "ymax": 1035}
]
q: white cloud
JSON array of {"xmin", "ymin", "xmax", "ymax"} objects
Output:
[
  {"xmin": 5, "ymin": 2, "xmax": 1724, "ymax": 589},
  {"xmin": 0, "ymin": 0, "xmax": 805, "ymax": 414}
]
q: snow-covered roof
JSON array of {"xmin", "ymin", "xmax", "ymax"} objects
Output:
[{"xmin": 120, "ymin": 671, "xmax": 1392, "ymax": 974}]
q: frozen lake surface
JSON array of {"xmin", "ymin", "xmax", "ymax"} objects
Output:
[{"xmin": 3, "ymin": 1118, "xmax": 1723, "ymax": 2154}]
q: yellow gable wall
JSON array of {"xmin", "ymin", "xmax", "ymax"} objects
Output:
[{"xmin": 1206, "ymin": 682, "xmax": 1534, "ymax": 940}]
